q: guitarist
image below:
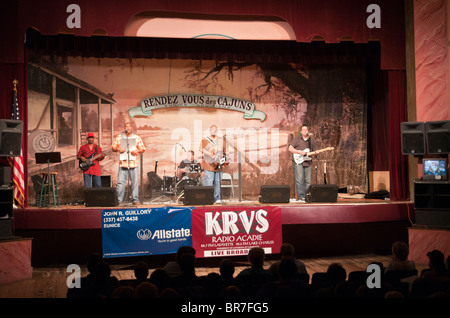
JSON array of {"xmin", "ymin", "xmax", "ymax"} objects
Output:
[
  {"xmin": 77, "ymin": 132, "xmax": 104, "ymax": 188},
  {"xmin": 200, "ymin": 125, "xmax": 227, "ymax": 203},
  {"xmin": 288, "ymin": 125, "xmax": 315, "ymax": 202}
]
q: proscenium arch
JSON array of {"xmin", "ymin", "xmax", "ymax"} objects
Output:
[{"xmin": 124, "ymin": 12, "xmax": 297, "ymax": 40}]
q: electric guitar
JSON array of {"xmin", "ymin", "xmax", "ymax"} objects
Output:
[
  {"xmin": 293, "ymin": 147, "xmax": 334, "ymax": 164},
  {"xmin": 204, "ymin": 136, "xmax": 229, "ymax": 169},
  {"xmin": 79, "ymin": 153, "xmax": 103, "ymax": 171}
]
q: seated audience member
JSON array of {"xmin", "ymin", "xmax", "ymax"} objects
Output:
[
  {"xmin": 316, "ymin": 263, "xmax": 347, "ymax": 298},
  {"xmin": 269, "ymin": 243, "xmax": 308, "ymax": 279},
  {"xmin": 66, "ymin": 252, "xmax": 102, "ymax": 298},
  {"xmin": 80, "ymin": 261, "xmax": 119, "ymax": 298},
  {"xmin": 169, "ymin": 252, "xmax": 204, "ymax": 297},
  {"xmin": 257, "ymin": 259, "xmax": 312, "ymax": 298},
  {"xmin": 235, "ymin": 247, "xmax": 274, "ymax": 297},
  {"xmin": 134, "ymin": 282, "xmax": 159, "ymax": 298},
  {"xmin": 149, "ymin": 268, "xmax": 170, "ymax": 294},
  {"xmin": 203, "ymin": 272, "xmax": 226, "ymax": 298},
  {"xmin": 421, "ymin": 250, "xmax": 448, "ymax": 278},
  {"xmin": 120, "ymin": 261, "xmax": 149, "ymax": 287},
  {"xmin": 385, "ymin": 241, "xmax": 416, "ymax": 272},
  {"xmin": 219, "ymin": 258, "xmax": 236, "ymax": 287},
  {"xmin": 163, "ymin": 246, "xmax": 196, "ymax": 278}
]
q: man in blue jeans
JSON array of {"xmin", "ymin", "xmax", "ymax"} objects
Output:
[
  {"xmin": 200, "ymin": 125, "xmax": 227, "ymax": 203},
  {"xmin": 112, "ymin": 122, "xmax": 146, "ymax": 205},
  {"xmin": 77, "ymin": 132, "xmax": 104, "ymax": 188},
  {"xmin": 288, "ymin": 125, "xmax": 315, "ymax": 202}
]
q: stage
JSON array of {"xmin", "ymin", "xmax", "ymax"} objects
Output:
[{"xmin": 9, "ymin": 196, "xmax": 416, "ymax": 267}]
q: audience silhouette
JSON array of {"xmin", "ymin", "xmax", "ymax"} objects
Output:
[{"xmin": 66, "ymin": 242, "xmax": 450, "ymax": 299}]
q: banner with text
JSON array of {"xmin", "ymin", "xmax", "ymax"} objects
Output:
[
  {"xmin": 191, "ymin": 206, "xmax": 282, "ymax": 258},
  {"xmin": 102, "ymin": 206, "xmax": 193, "ymax": 258}
]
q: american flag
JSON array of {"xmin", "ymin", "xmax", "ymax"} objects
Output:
[{"xmin": 7, "ymin": 81, "xmax": 25, "ymax": 207}]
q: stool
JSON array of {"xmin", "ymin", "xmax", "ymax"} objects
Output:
[{"xmin": 39, "ymin": 172, "xmax": 60, "ymax": 207}]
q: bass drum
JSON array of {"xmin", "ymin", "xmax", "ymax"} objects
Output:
[{"xmin": 176, "ymin": 178, "xmax": 198, "ymax": 195}]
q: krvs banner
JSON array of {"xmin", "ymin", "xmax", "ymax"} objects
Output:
[{"xmin": 191, "ymin": 206, "xmax": 282, "ymax": 258}]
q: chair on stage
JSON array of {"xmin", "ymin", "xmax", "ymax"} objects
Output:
[{"xmin": 221, "ymin": 173, "xmax": 235, "ymax": 200}]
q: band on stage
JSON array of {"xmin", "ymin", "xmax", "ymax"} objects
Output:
[{"xmin": 77, "ymin": 123, "xmax": 332, "ymax": 205}]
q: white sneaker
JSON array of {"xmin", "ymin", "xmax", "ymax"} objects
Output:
[
  {"xmin": 215, "ymin": 200, "xmax": 222, "ymax": 204},
  {"xmin": 297, "ymin": 198, "xmax": 305, "ymax": 202}
]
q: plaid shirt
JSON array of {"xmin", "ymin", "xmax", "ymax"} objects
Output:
[{"xmin": 112, "ymin": 133, "xmax": 146, "ymax": 168}]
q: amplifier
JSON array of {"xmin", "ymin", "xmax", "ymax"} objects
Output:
[
  {"xmin": 84, "ymin": 187, "xmax": 118, "ymax": 207},
  {"xmin": 305, "ymin": 184, "xmax": 338, "ymax": 203},
  {"xmin": 183, "ymin": 186, "xmax": 215, "ymax": 205},
  {"xmin": 259, "ymin": 185, "xmax": 290, "ymax": 203}
]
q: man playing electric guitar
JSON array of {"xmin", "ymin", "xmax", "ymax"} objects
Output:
[
  {"xmin": 288, "ymin": 125, "xmax": 315, "ymax": 202},
  {"xmin": 77, "ymin": 132, "xmax": 104, "ymax": 188},
  {"xmin": 200, "ymin": 125, "xmax": 228, "ymax": 203}
]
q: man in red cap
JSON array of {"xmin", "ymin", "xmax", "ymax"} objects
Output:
[{"xmin": 77, "ymin": 132, "xmax": 105, "ymax": 188}]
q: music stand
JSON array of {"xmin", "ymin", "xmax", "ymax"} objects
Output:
[{"xmin": 35, "ymin": 152, "xmax": 61, "ymax": 207}]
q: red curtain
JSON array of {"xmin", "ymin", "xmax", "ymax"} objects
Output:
[{"xmin": 388, "ymin": 70, "xmax": 409, "ymax": 201}]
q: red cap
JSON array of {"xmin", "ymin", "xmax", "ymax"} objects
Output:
[{"xmin": 87, "ymin": 133, "xmax": 95, "ymax": 138}]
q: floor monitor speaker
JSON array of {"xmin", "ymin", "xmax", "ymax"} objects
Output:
[
  {"xmin": 183, "ymin": 186, "xmax": 215, "ymax": 205},
  {"xmin": 305, "ymin": 184, "xmax": 338, "ymax": 203},
  {"xmin": 84, "ymin": 187, "xmax": 118, "ymax": 207},
  {"xmin": 259, "ymin": 185, "xmax": 290, "ymax": 203}
]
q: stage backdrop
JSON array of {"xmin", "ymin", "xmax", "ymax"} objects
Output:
[{"xmin": 27, "ymin": 50, "xmax": 368, "ymax": 203}]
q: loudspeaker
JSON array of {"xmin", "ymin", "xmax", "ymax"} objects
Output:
[
  {"xmin": 84, "ymin": 187, "xmax": 118, "ymax": 207},
  {"xmin": 183, "ymin": 186, "xmax": 214, "ymax": 205},
  {"xmin": 259, "ymin": 185, "xmax": 290, "ymax": 203},
  {"xmin": 305, "ymin": 184, "xmax": 338, "ymax": 203},
  {"xmin": 100, "ymin": 175, "xmax": 111, "ymax": 188},
  {"xmin": 0, "ymin": 119, "xmax": 23, "ymax": 157},
  {"xmin": 0, "ymin": 167, "xmax": 11, "ymax": 187},
  {"xmin": 401, "ymin": 122, "xmax": 426, "ymax": 155},
  {"xmin": 426, "ymin": 120, "xmax": 450, "ymax": 154},
  {"xmin": 0, "ymin": 187, "xmax": 13, "ymax": 218}
]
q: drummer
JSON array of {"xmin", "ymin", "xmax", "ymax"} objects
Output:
[{"xmin": 178, "ymin": 150, "xmax": 202, "ymax": 180}]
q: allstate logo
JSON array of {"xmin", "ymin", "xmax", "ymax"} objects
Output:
[{"xmin": 137, "ymin": 229, "xmax": 152, "ymax": 240}]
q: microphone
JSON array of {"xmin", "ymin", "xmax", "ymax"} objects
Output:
[
  {"xmin": 177, "ymin": 143, "xmax": 186, "ymax": 151},
  {"xmin": 124, "ymin": 129, "xmax": 128, "ymax": 134}
]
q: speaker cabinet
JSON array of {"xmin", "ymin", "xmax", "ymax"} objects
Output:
[
  {"xmin": 401, "ymin": 122, "xmax": 426, "ymax": 155},
  {"xmin": 84, "ymin": 187, "xmax": 118, "ymax": 207},
  {"xmin": 305, "ymin": 184, "xmax": 338, "ymax": 203},
  {"xmin": 0, "ymin": 119, "xmax": 23, "ymax": 157},
  {"xmin": 100, "ymin": 175, "xmax": 111, "ymax": 188},
  {"xmin": 0, "ymin": 167, "xmax": 11, "ymax": 187},
  {"xmin": 0, "ymin": 187, "xmax": 13, "ymax": 218},
  {"xmin": 183, "ymin": 186, "xmax": 214, "ymax": 205},
  {"xmin": 259, "ymin": 185, "xmax": 290, "ymax": 203},
  {"xmin": 426, "ymin": 120, "xmax": 450, "ymax": 154}
]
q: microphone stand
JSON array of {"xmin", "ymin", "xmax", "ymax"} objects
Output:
[{"xmin": 126, "ymin": 131, "xmax": 131, "ymax": 205}]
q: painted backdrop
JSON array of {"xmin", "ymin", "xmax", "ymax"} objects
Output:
[{"xmin": 27, "ymin": 54, "xmax": 367, "ymax": 203}]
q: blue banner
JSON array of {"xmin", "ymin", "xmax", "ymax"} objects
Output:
[{"xmin": 102, "ymin": 206, "xmax": 193, "ymax": 258}]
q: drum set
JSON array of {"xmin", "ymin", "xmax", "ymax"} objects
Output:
[{"xmin": 152, "ymin": 162, "xmax": 203, "ymax": 203}]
